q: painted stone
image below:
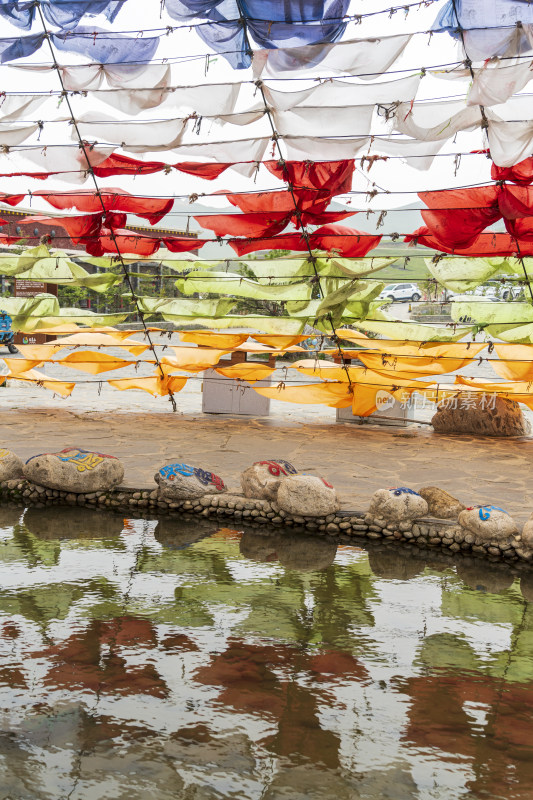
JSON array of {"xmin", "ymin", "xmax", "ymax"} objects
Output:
[
  {"xmin": 0, "ymin": 448, "xmax": 23, "ymax": 482},
  {"xmin": 368, "ymin": 488, "xmax": 428, "ymax": 524},
  {"xmin": 155, "ymin": 462, "xmax": 227, "ymax": 501},
  {"xmin": 241, "ymin": 459, "xmax": 298, "ymax": 501},
  {"xmin": 418, "ymin": 486, "xmax": 466, "ymax": 520},
  {"xmin": 521, "ymin": 512, "xmax": 533, "ymax": 548},
  {"xmin": 456, "ymin": 560, "xmax": 514, "ymax": 593},
  {"xmin": 432, "ymin": 395, "xmax": 530, "ymax": 437},
  {"xmin": 24, "ymin": 448, "xmax": 124, "ymax": 493},
  {"xmin": 276, "ymin": 474, "xmax": 339, "ymax": 518},
  {"xmin": 458, "ymin": 505, "xmax": 519, "ymax": 542},
  {"xmin": 24, "ymin": 506, "xmax": 123, "ymax": 540}
]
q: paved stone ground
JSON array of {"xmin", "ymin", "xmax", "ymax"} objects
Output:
[
  {"xmin": 1, "ymin": 401, "xmax": 532, "ymax": 523},
  {"xmin": 1, "ymin": 327, "xmax": 532, "ymax": 524}
]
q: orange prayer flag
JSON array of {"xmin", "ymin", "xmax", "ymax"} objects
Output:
[
  {"xmin": 8, "ymin": 367, "xmax": 76, "ymax": 397},
  {"xmin": 251, "ymin": 334, "xmax": 309, "ymax": 348},
  {"xmin": 58, "ymin": 351, "xmax": 136, "ymax": 375},
  {"xmin": 16, "ymin": 344, "xmax": 63, "ymax": 361},
  {"xmin": 253, "ymin": 382, "xmax": 353, "ymax": 408},
  {"xmin": 355, "ymin": 347, "xmax": 483, "ymax": 378},
  {"xmin": 215, "ymin": 363, "xmax": 276, "ymax": 382},
  {"xmin": 3, "ymin": 357, "xmax": 45, "ymax": 374},
  {"xmin": 108, "ymin": 375, "xmax": 187, "ymax": 396},
  {"xmin": 163, "ymin": 347, "xmax": 230, "ymax": 372},
  {"xmin": 45, "ymin": 332, "xmax": 150, "ymax": 356},
  {"xmin": 179, "ymin": 331, "xmax": 249, "ymax": 348},
  {"xmin": 492, "ymin": 345, "xmax": 533, "ymax": 382},
  {"xmin": 107, "ymin": 376, "xmax": 164, "ymax": 396}
]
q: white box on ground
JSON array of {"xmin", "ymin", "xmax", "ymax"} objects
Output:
[
  {"xmin": 336, "ymin": 394, "xmax": 417, "ymax": 427},
  {"xmin": 202, "ymin": 369, "xmax": 271, "ymax": 416}
]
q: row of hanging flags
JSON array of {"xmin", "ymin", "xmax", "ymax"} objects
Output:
[
  {"xmin": 7, "ymin": 328, "xmax": 533, "ymax": 416},
  {"xmin": 3, "ymin": 0, "xmax": 533, "ymax": 408}
]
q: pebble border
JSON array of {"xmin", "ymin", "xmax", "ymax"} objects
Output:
[{"xmin": 1, "ymin": 478, "xmax": 532, "ymax": 566}]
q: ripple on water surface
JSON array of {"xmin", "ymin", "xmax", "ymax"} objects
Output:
[{"xmin": 0, "ymin": 505, "xmax": 532, "ymax": 799}]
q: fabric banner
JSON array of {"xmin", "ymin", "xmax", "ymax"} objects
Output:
[
  {"xmin": 164, "ymin": 0, "xmax": 350, "ymax": 69},
  {"xmin": 433, "ymin": 0, "xmax": 533, "ymax": 59}
]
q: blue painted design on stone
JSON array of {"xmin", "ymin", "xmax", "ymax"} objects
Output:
[
  {"xmin": 194, "ymin": 468, "xmax": 214, "ymax": 487},
  {"xmin": 393, "ymin": 487, "xmax": 420, "ymax": 497},
  {"xmin": 478, "ymin": 505, "xmax": 507, "ymax": 521},
  {"xmin": 160, "ymin": 463, "xmax": 195, "ymax": 480},
  {"xmin": 159, "ymin": 463, "xmax": 226, "ymax": 491}
]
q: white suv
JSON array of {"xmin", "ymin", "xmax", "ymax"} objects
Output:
[{"xmin": 379, "ymin": 283, "xmax": 421, "ymax": 302}]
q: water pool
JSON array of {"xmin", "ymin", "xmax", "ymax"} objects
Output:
[{"xmin": 0, "ymin": 505, "xmax": 533, "ymax": 799}]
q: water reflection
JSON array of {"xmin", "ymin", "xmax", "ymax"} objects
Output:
[
  {"xmin": 0, "ymin": 509, "xmax": 533, "ymax": 798},
  {"xmin": 240, "ymin": 529, "xmax": 337, "ymax": 571},
  {"xmin": 367, "ymin": 547, "xmax": 425, "ymax": 580},
  {"xmin": 154, "ymin": 515, "xmax": 214, "ymax": 550},
  {"xmin": 456, "ymin": 559, "xmax": 515, "ymax": 593},
  {"xmin": 24, "ymin": 506, "xmax": 125, "ymax": 542}
]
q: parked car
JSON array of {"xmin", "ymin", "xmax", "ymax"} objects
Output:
[
  {"xmin": 473, "ymin": 283, "xmax": 522, "ymax": 300},
  {"xmin": 501, "ymin": 285, "xmax": 523, "ymax": 300},
  {"xmin": 473, "ymin": 285, "xmax": 498, "ymax": 297},
  {"xmin": 451, "ymin": 295, "xmax": 503, "ymax": 323},
  {"xmin": 379, "ymin": 283, "xmax": 421, "ymax": 302}
]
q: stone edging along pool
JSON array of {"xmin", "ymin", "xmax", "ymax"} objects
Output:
[{"xmin": 1, "ymin": 478, "xmax": 531, "ymax": 567}]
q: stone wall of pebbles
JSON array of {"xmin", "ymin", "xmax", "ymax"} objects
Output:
[{"xmin": 1, "ymin": 477, "xmax": 532, "ymax": 566}]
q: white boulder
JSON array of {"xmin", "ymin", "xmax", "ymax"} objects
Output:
[
  {"xmin": 0, "ymin": 448, "xmax": 23, "ymax": 482},
  {"xmin": 418, "ymin": 486, "xmax": 466, "ymax": 519},
  {"xmin": 276, "ymin": 474, "xmax": 339, "ymax": 518},
  {"xmin": 521, "ymin": 512, "xmax": 533, "ymax": 548}
]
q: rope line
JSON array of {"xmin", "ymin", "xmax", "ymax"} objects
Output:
[{"xmin": 35, "ymin": 1, "xmax": 177, "ymax": 411}]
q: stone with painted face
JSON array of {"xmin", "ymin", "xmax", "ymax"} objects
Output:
[
  {"xmin": 241, "ymin": 459, "xmax": 298, "ymax": 501},
  {"xmin": 368, "ymin": 488, "xmax": 428, "ymax": 524},
  {"xmin": 276, "ymin": 474, "xmax": 339, "ymax": 518},
  {"xmin": 458, "ymin": 505, "xmax": 519, "ymax": 543},
  {"xmin": 24, "ymin": 448, "xmax": 124, "ymax": 493},
  {"xmin": 155, "ymin": 462, "xmax": 227, "ymax": 501},
  {"xmin": 0, "ymin": 448, "xmax": 23, "ymax": 482}
]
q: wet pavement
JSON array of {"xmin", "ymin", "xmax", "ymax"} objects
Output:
[
  {"xmin": 1, "ymin": 401, "xmax": 533, "ymax": 522},
  {"xmin": 1, "ymin": 330, "xmax": 533, "ymax": 522}
]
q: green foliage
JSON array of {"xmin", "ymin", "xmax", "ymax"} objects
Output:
[
  {"xmin": 248, "ymin": 249, "xmax": 292, "ymax": 260},
  {"xmin": 58, "ymin": 281, "xmax": 134, "ymax": 314}
]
